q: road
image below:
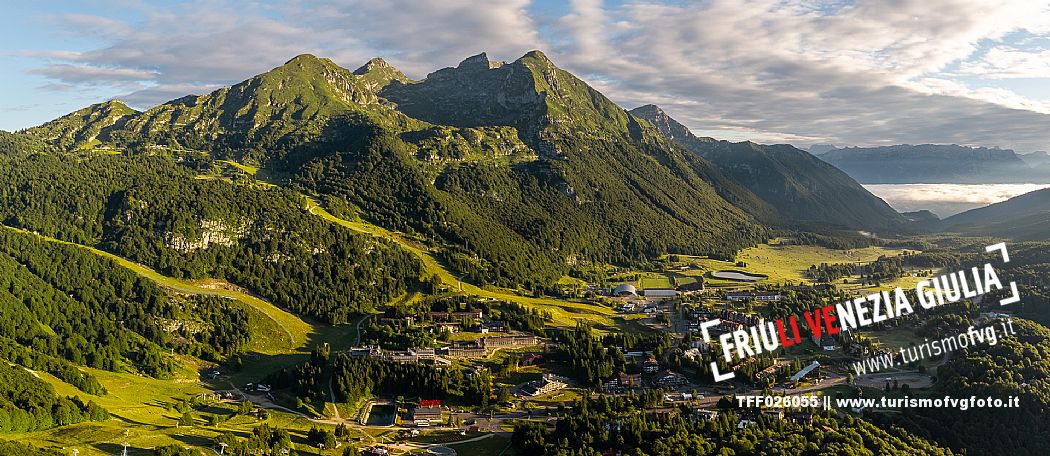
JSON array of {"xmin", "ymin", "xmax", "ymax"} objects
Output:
[
  {"xmin": 353, "ymin": 314, "xmax": 373, "ymax": 345},
  {"xmin": 393, "ymin": 433, "xmax": 498, "ymax": 456}
]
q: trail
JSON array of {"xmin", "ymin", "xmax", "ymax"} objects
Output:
[
  {"xmin": 354, "ymin": 314, "xmax": 373, "ymax": 345},
  {"xmin": 328, "ymin": 377, "xmax": 342, "ymax": 421}
]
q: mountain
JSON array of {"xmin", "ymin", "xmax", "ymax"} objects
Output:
[
  {"xmin": 940, "ymin": 187, "xmax": 1050, "ymax": 241},
  {"xmin": 25, "ymin": 51, "xmax": 769, "ymax": 289},
  {"xmin": 1021, "ymin": 151, "xmax": 1050, "ymax": 168},
  {"xmin": 819, "ymin": 144, "xmax": 1037, "ymax": 183},
  {"xmin": 107, "ymin": 54, "xmax": 406, "ymax": 153},
  {"xmin": 627, "ymin": 104, "xmax": 714, "ymax": 153},
  {"xmin": 26, "ymin": 99, "xmax": 136, "ymax": 150},
  {"xmin": 629, "ymin": 105, "xmax": 908, "ymax": 232},
  {"xmin": 807, "ymin": 144, "xmax": 837, "ymax": 155}
]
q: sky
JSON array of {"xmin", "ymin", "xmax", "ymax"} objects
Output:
[{"xmin": 5, "ymin": 0, "xmax": 1050, "ymax": 152}]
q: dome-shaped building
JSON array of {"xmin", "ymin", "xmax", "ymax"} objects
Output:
[{"xmin": 612, "ymin": 283, "xmax": 638, "ymax": 297}]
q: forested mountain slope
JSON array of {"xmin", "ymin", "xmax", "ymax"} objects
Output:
[
  {"xmin": 630, "ymin": 105, "xmax": 908, "ymax": 232},
  {"xmin": 0, "ymin": 142, "xmax": 421, "ymax": 324},
  {"xmin": 886, "ymin": 319, "xmax": 1050, "ymax": 455},
  {"xmin": 25, "ymin": 51, "xmax": 772, "ymax": 290}
]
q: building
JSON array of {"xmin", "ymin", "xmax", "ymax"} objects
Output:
[
  {"xmin": 482, "ymin": 321, "xmax": 505, "ymax": 333},
  {"xmin": 349, "ymin": 346, "xmax": 382, "ymax": 357},
  {"xmin": 676, "ymin": 280, "xmax": 706, "ymax": 294},
  {"xmin": 379, "ymin": 316, "xmax": 414, "ymax": 327},
  {"xmin": 521, "ymin": 376, "xmax": 567, "ymax": 397},
  {"xmin": 444, "ymin": 345, "xmax": 487, "ymax": 358},
  {"xmin": 655, "ymin": 370, "xmax": 688, "ymax": 388},
  {"xmin": 664, "ymin": 392, "xmax": 695, "ymax": 402},
  {"xmin": 725, "ymin": 291, "xmax": 782, "ymax": 302},
  {"xmin": 789, "ymin": 361, "xmax": 820, "ymax": 383},
  {"xmin": 619, "ymin": 372, "xmax": 641, "ymax": 387},
  {"xmin": 642, "ymin": 289, "xmax": 678, "ymax": 300},
  {"xmin": 434, "ymin": 322, "xmax": 461, "ymax": 334},
  {"xmin": 812, "ymin": 334, "xmax": 837, "ymax": 351},
  {"xmin": 612, "ymin": 284, "xmax": 638, "ymax": 297},
  {"xmin": 519, "ymin": 354, "xmax": 545, "ymax": 367},
  {"xmin": 483, "ymin": 335, "xmax": 538, "ymax": 347},
  {"xmin": 640, "ymin": 359, "xmax": 660, "ymax": 373},
  {"xmin": 411, "ymin": 400, "xmax": 443, "ymax": 426},
  {"xmin": 694, "ymin": 410, "xmax": 719, "ymax": 421},
  {"xmin": 788, "ymin": 411, "xmax": 814, "ymax": 424},
  {"xmin": 979, "ymin": 311, "xmax": 1013, "ymax": 321},
  {"xmin": 431, "ymin": 310, "xmax": 484, "ymax": 322},
  {"xmin": 601, "ymin": 377, "xmax": 622, "ymax": 392},
  {"xmin": 603, "ymin": 372, "xmax": 643, "ymax": 392},
  {"xmin": 754, "ymin": 361, "xmax": 786, "ymax": 382},
  {"xmin": 761, "ymin": 409, "xmax": 785, "ymax": 420}
]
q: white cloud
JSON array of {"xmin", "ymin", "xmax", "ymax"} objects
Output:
[
  {"xmin": 960, "ymin": 45, "xmax": 1050, "ymax": 78},
  {"xmin": 17, "ymin": 0, "xmax": 1050, "ymax": 151}
]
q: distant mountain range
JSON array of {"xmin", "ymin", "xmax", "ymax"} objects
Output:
[
  {"xmin": 1021, "ymin": 150, "xmax": 1050, "ymax": 168},
  {"xmin": 816, "ymin": 144, "xmax": 1049, "ymax": 184}
]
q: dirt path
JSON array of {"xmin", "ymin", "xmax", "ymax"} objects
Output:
[{"xmin": 328, "ymin": 377, "xmax": 342, "ymax": 421}]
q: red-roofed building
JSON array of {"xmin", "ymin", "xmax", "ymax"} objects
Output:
[
  {"xmin": 519, "ymin": 354, "xmax": 545, "ymax": 367},
  {"xmin": 411, "ymin": 401, "xmax": 443, "ymax": 426}
]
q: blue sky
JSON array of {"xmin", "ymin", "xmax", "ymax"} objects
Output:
[{"xmin": 5, "ymin": 0, "xmax": 1050, "ymax": 152}]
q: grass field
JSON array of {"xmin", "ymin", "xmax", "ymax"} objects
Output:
[
  {"xmin": 637, "ymin": 274, "xmax": 673, "ymax": 289},
  {"xmin": 630, "ymin": 241, "xmax": 926, "ymax": 296},
  {"xmin": 446, "ymin": 433, "xmax": 513, "ymax": 455}
]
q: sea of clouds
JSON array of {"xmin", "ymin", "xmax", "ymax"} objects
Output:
[{"xmin": 864, "ymin": 183, "xmax": 1050, "ymax": 218}]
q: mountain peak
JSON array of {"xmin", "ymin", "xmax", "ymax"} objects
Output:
[
  {"xmin": 354, "ymin": 57, "xmax": 393, "ymax": 74},
  {"xmin": 98, "ymin": 98, "xmax": 132, "ymax": 111},
  {"xmin": 284, "ymin": 53, "xmax": 324, "ymax": 65},
  {"xmin": 629, "ymin": 104, "xmax": 713, "ymax": 146},
  {"xmin": 27, "ymin": 99, "xmax": 136, "ymax": 149},
  {"xmin": 520, "ymin": 50, "xmax": 550, "ymax": 62},
  {"xmin": 457, "ymin": 52, "xmax": 504, "ymax": 70},
  {"xmin": 630, "ymin": 104, "xmax": 664, "ymax": 116},
  {"xmin": 354, "ymin": 57, "xmax": 408, "ymax": 88}
]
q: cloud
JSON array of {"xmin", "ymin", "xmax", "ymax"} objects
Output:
[
  {"xmin": 32, "ymin": 63, "xmax": 158, "ymax": 83},
  {"xmin": 960, "ymin": 45, "xmax": 1050, "ymax": 78},
  {"xmin": 865, "ymin": 183, "xmax": 1050, "ymax": 217},
  {"xmin": 16, "ymin": 0, "xmax": 1050, "ymax": 151},
  {"xmin": 544, "ymin": 0, "xmax": 1050, "ymax": 150}
]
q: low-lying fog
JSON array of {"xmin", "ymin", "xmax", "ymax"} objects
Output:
[{"xmin": 863, "ymin": 183, "xmax": 1050, "ymax": 218}]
